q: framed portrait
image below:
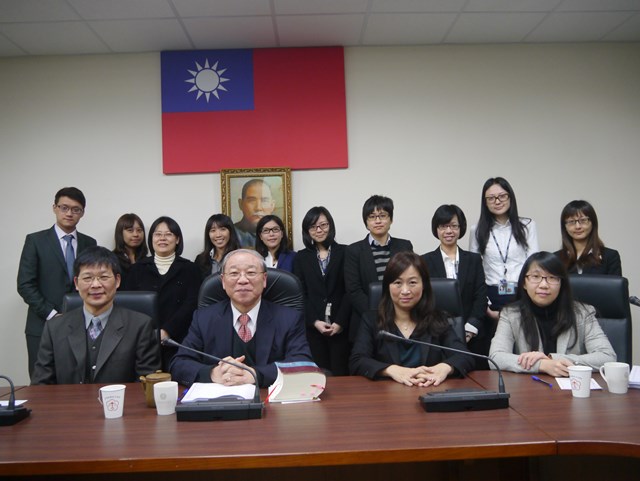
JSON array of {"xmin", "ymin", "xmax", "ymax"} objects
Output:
[{"xmin": 220, "ymin": 167, "xmax": 293, "ymax": 249}]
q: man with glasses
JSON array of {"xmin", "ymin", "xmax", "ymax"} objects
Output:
[
  {"xmin": 31, "ymin": 247, "xmax": 160, "ymax": 384},
  {"xmin": 18, "ymin": 187, "xmax": 97, "ymax": 376},
  {"xmin": 171, "ymin": 249, "xmax": 312, "ymax": 387},
  {"xmin": 344, "ymin": 195, "xmax": 413, "ymax": 344}
]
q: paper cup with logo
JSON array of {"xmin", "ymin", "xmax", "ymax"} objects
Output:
[
  {"xmin": 599, "ymin": 362, "xmax": 629, "ymax": 394},
  {"xmin": 568, "ymin": 365, "xmax": 592, "ymax": 398},
  {"xmin": 98, "ymin": 384, "xmax": 126, "ymax": 419},
  {"xmin": 153, "ymin": 381, "xmax": 178, "ymax": 415}
]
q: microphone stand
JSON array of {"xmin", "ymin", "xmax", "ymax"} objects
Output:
[
  {"xmin": 378, "ymin": 330, "xmax": 510, "ymax": 412},
  {"xmin": 163, "ymin": 338, "xmax": 264, "ymax": 421},
  {"xmin": 0, "ymin": 375, "xmax": 31, "ymax": 426}
]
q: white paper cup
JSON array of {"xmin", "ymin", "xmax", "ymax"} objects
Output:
[
  {"xmin": 98, "ymin": 384, "xmax": 126, "ymax": 418},
  {"xmin": 568, "ymin": 365, "xmax": 592, "ymax": 398},
  {"xmin": 153, "ymin": 381, "xmax": 178, "ymax": 415},
  {"xmin": 599, "ymin": 362, "xmax": 630, "ymax": 394}
]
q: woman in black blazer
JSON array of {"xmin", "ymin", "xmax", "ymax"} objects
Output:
[
  {"xmin": 421, "ymin": 205, "xmax": 490, "ymax": 366},
  {"xmin": 350, "ymin": 252, "xmax": 474, "ymax": 385},
  {"xmin": 124, "ymin": 216, "xmax": 201, "ymax": 369},
  {"xmin": 555, "ymin": 200, "xmax": 622, "ymax": 276},
  {"xmin": 293, "ymin": 207, "xmax": 350, "ymax": 376}
]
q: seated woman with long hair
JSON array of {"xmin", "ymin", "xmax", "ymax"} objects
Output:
[
  {"xmin": 490, "ymin": 252, "xmax": 616, "ymax": 376},
  {"xmin": 194, "ymin": 214, "xmax": 240, "ymax": 280},
  {"xmin": 555, "ymin": 200, "xmax": 621, "ymax": 276},
  {"xmin": 350, "ymin": 252, "xmax": 474, "ymax": 386},
  {"xmin": 255, "ymin": 215, "xmax": 296, "ymax": 272}
]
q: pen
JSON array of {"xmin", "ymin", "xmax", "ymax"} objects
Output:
[{"xmin": 531, "ymin": 375, "xmax": 553, "ymax": 389}]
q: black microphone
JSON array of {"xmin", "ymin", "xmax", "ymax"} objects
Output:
[
  {"xmin": 162, "ymin": 338, "xmax": 264, "ymax": 421},
  {"xmin": 377, "ymin": 330, "xmax": 509, "ymax": 412},
  {"xmin": 629, "ymin": 296, "xmax": 640, "ymax": 308},
  {"xmin": 0, "ymin": 375, "xmax": 31, "ymax": 426}
]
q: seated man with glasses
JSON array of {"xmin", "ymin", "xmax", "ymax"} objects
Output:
[
  {"xmin": 489, "ymin": 252, "xmax": 615, "ymax": 376},
  {"xmin": 31, "ymin": 247, "xmax": 161, "ymax": 385},
  {"xmin": 17, "ymin": 187, "xmax": 97, "ymax": 377},
  {"xmin": 170, "ymin": 249, "xmax": 312, "ymax": 387},
  {"xmin": 345, "ymin": 195, "xmax": 413, "ymax": 344}
]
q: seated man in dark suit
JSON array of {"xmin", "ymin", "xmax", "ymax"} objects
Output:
[
  {"xmin": 170, "ymin": 249, "xmax": 312, "ymax": 387},
  {"xmin": 31, "ymin": 247, "xmax": 161, "ymax": 385}
]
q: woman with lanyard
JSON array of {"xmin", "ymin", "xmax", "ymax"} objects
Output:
[{"xmin": 469, "ymin": 177, "xmax": 539, "ymax": 325}]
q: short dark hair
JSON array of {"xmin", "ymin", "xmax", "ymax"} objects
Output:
[
  {"xmin": 431, "ymin": 204, "xmax": 467, "ymax": 239},
  {"xmin": 558, "ymin": 200, "xmax": 604, "ymax": 271},
  {"xmin": 55, "ymin": 187, "xmax": 86, "ymax": 209},
  {"xmin": 74, "ymin": 246, "xmax": 121, "ymax": 277},
  {"xmin": 148, "ymin": 216, "xmax": 184, "ymax": 256},
  {"xmin": 241, "ymin": 178, "xmax": 271, "ymax": 199},
  {"xmin": 301, "ymin": 206, "xmax": 336, "ymax": 249},
  {"xmin": 255, "ymin": 215, "xmax": 290, "ymax": 258},
  {"xmin": 362, "ymin": 195, "xmax": 394, "ymax": 226}
]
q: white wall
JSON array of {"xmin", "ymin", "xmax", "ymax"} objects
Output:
[{"xmin": 2, "ymin": 43, "xmax": 639, "ymax": 385}]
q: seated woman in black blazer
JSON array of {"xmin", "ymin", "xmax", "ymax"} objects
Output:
[
  {"xmin": 555, "ymin": 200, "xmax": 622, "ymax": 276},
  {"xmin": 350, "ymin": 252, "xmax": 474, "ymax": 386},
  {"xmin": 421, "ymin": 205, "xmax": 490, "ymax": 365}
]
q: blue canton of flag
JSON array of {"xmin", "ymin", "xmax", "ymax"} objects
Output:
[{"xmin": 161, "ymin": 50, "xmax": 255, "ymax": 113}]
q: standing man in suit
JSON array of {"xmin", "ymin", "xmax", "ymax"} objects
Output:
[
  {"xmin": 31, "ymin": 247, "xmax": 160, "ymax": 385},
  {"xmin": 17, "ymin": 187, "xmax": 97, "ymax": 376},
  {"xmin": 170, "ymin": 249, "xmax": 312, "ymax": 387},
  {"xmin": 422, "ymin": 205, "xmax": 490, "ymax": 366},
  {"xmin": 344, "ymin": 195, "xmax": 413, "ymax": 343}
]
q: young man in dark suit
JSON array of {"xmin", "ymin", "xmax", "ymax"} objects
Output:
[
  {"xmin": 31, "ymin": 247, "xmax": 160, "ymax": 384},
  {"xmin": 17, "ymin": 187, "xmax": 97, "ymax": 376},
  {"xmin": 344, "ymin": 195, "xmax": 413, "ymax": 343}
]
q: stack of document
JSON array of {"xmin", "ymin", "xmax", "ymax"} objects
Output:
[
  {"xmin": 629, "ymin": 365, "xmax": 640, "ymax": 389},
  {"xmin": 267, "ymin": 362, "xmax": 326, "ymax": 403}
]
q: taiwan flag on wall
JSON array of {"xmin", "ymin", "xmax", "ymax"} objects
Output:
[{"xmin": 161, "ymin": 47, "xmax": 348, "ymax": 174}]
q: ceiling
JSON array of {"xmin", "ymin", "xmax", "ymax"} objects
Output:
[{"xmin": 1, "ymin": 0, "xmax": 639, "ymax": 57}]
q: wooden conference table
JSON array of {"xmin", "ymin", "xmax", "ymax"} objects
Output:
[{"xmin": 0, "ymin": 372, "xmax": 638, "ymax": 480}]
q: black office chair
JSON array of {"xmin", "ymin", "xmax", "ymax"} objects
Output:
[
  {"xmin": 368, "ymin": 278, "xmax": 465, "ymax": 341},
  {"xmin": 568, "ymin": 274, "xmax": 633, "ymax": 364},
  {"xmin": 198, "ymin": 268, "xmax": 304, "ymax": 311}
]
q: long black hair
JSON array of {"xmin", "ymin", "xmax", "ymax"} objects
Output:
[
  {"xmin": 512, "ymin": 252, "xmax": 578, "ymax": 350},
  {"xmin": 195, "ymin": 214, "xmax": 239, "ymax": 272},
  {"xmin": 558, "ymin": 200, "xmax": 605, "ymax": 272},
  {"xmin": 475, "ymin": 177, "xmax": 530, "ymax": 254},
  {"xmin": 255, "ymin": 215, "xmax": 291, "ymax": 259},
  {"xmin": 113, "ymin": 213, "xmax": 148, "ymax": 271},
  {"xmin": 377, "ymin": 252, "xmax": 449, "ymax": 337}
]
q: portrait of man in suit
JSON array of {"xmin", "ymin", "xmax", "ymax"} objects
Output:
[
  {"xmin": 17, "ymin": 187, "xmax": 97, "ymax": 376},
  {"xmin": 30, "ymin": 246, "xmax": 160, "ymax": 385},
  {"xmin": 233, "ymin": 178, "xmax": 277, "ymax": 248},
  {"xmin": 170, "ymin": 249, "xmax": 312, "ymax": 387}
]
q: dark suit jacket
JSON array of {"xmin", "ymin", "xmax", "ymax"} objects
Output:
[
  {"xmin": 554, "ymin": 247, "xmax": 622, "ymax": 276},
  {"xmin": 344, "ymin": 236, "xmax": 413, "ymax": 341},
  {"xmin": 349, "ymin": 313, "xmax": 475, "ymax": 379},
  {"xmin": 275, "ymin": 250, "xmax": 296, "ymax": 273},
  {"xmin": 293, "ymin": 243, "xmax": 350, "ymax": 330},
  {"xmin": 17, "ymin": 226, "xmax": 97, "ymax": 337},
  {"xmin": 124, "ymin": 256, "xmax": 201, "ymax": 342},
  {"xmin": 30, "ymin": 306, "xmax": 160, "ymax": 385},
  {"xmin": 169, "ymin": 299, "xmax": 312, "ymax": 387},
  {"xmin": 421, "ymin": 247, "xmax": 488, "ymax": 332}
]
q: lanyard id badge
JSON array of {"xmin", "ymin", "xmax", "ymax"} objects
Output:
[{"xmin": 492, "ymin": 229, "xmax": 516, "ymax": 295}]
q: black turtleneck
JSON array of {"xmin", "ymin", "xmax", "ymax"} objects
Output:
[{"xmin": 531, "ymin": 300, "xmax": 559, "ymax": 355}]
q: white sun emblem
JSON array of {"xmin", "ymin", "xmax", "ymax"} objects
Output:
[{"xmin": 185, "ymin": 59, "xmax": 229, "ymax": 102}]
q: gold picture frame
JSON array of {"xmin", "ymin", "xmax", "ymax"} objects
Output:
[{"xmin": 220, "ymin": 167, "xmax": 293, "ymax": 249}]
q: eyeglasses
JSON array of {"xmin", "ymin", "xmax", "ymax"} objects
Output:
[
  {"xmin": 438, "ymin": 224, "xmax": 460, "ymax": 231},
  {"xmin": 525, "ymin": 274, "xmax": 561, "ymax": 286},
  {"xmin": 223, "ymin": 270, "xmax": 265, "ymax": 281},
  {"xmin": 367, "ymin": 213, "xmax": 390, "ymax": 221},
  {"xmin": 309, "ymin": 222, "xmax": 330, "ymax": 232},
  {"xmin": 56, "ymin": 204, "xmax": 84, "ymax": 215},
  {"xmin": 77, "ymin": 275, "xmax": 115, "ymax": 285},
  {"xmin": 261, "ymin": 227, "xmax": 282, "ymax": 235},
  {"xmin": 485, "ymin": 193, "xmax": 510, "ymax": 204},
  {"xmin": 153, "ymin": 231, "xmax": 175, "ymax": 239},
  {"xmin": 564, "ymin": 217, "xmax": 591, "ymax": 227}
]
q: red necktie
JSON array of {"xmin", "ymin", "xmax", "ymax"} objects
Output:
[{"xmin": 238, "ymin": 314, "xmax": 252, "ymax": 343}]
